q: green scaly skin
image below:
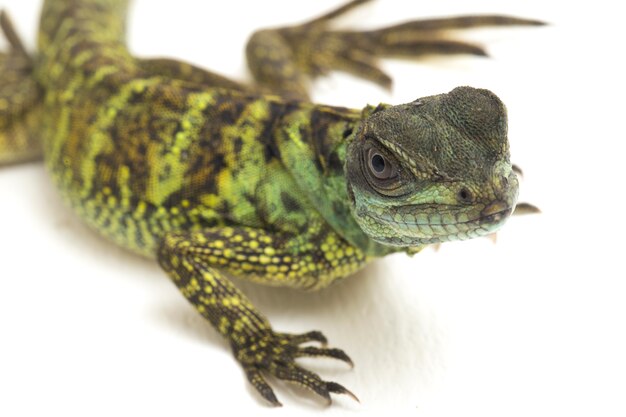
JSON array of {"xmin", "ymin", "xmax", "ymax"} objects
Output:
[{"xmin": 0, "ymin": 0, "xmax": 542, "ymax": 406}]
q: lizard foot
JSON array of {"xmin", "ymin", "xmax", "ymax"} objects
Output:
[
  {"xmin": 233, "ymin": 329, "xmax": 357, "ymax": 406},
  {"xmin": 265, "ymin": 0, "xmax": 545, "ymax": 91}
]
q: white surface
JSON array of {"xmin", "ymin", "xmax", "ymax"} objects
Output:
[{"xmin": 0, "ymin": 0, "xmax": 624, "ymax": 416}]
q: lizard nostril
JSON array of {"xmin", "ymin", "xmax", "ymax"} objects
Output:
[
  {"xmin": 500, "ymin": 175, "xmax": 509, "ymax": 188},
  {"xmin": 457, "ymin": 188, "xmax": 473, "ymax": 203}
]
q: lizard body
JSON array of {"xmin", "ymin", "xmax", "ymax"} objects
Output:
[{"xmin": 0, "ymin": 0, "xmax": 540, "ymax": 405}]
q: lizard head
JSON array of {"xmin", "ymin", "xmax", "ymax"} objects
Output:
[{"xmin": 346, "ymin": 86, "xmax": 519, "ymax": 247}]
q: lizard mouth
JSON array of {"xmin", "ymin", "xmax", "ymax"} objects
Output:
[
  {"xmin": 367, "ymin": 201, "xmax": 513, "ymax": 226},
  {"xmin": 478, "ymin": 201, "xmax": 512, "ymax": 225},
  {"xmin": 362, "ymin": 200, "xmax": 514, "ymax": 246}
]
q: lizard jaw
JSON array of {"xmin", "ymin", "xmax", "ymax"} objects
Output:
[{"xmin": 355, "ymin": 198, "xmax": 515, "ymax": 247}]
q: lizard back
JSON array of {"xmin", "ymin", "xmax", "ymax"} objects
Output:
[{"xmin": 36, "ymin": 0, "xmax": 364, "ymax": 257}]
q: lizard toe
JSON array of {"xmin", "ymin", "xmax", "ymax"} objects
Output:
[
  {"xmin": 295, "ymin": 346, "xmax": 354, "ymax": 368},
  {"xmin": 233, "ymin": 329, "xmax": 356, "ymax": 405},
  {"xmin": 286, "ymin": 330, "xmax": 328, "ymax": 346}
]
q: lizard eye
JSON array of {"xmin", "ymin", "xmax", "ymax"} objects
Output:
[{"xmin": 367, "ymin": 148, "xmax": 395, "ymax": 179}]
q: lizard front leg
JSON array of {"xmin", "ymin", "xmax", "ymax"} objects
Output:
[{"xmin": 157, "ymin": 226, "xmax": 366, "ymax": 406}]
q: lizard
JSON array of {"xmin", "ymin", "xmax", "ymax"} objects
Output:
[{"xmin": 0, "ymin": 0, "xmax": 542, "ymax": 406}]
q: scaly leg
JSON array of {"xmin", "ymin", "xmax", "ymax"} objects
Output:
[
  {"xmin": 158, "ymin": 226, "xmax": 367, "ymax": 406},
  {"xmin": 0, "ymin": 11, "xmax": 43, "ymax": 166},
  {"xmin": 246, "ymin": 0, "xmax": 544, "ymax": 100}
]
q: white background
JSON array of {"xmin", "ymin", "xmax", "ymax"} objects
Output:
[{"xmin": 0, "ymin": 0, "xmax": 624, "ymax": 416}]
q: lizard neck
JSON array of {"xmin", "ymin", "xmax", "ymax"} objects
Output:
[{"xmin": 275, "ymin": 102, "xmax": 395, "ymax": 257}]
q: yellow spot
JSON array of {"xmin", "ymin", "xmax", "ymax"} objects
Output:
[
  {"xmin": 264, "ymin": 247, "xmax": 276, "ymax": 256},
  {"xmin": 219, "ymin": 317, "xmax": 230, "ymax": 334},
  {"xmin": 234, "ymin": 320, "xmax": 244, "ymax": 332},
  {"xmin": 133, "ymin": 82, "xmax": 147, "ymax": 93},
  {"xmin": 213, "ymin": 240, "xmax": 224, "ymax": 249},
  {"xmin": 183, "ymin": 259, "xmax": 193, "ymax": 272},
  {"xmin": 249, "ymin": 241, "xmax": 259, "ymax": 249},
  {"xmin": 200, "ymin": 194, "xmax": 221, "ymax": 208},
  {"xmin": 133, "ymin": 201, "xmax": 147, "ymax": 219},
  {"xmin": 259, "ymin": 255, "xmax": 271, "ymax": 264}
]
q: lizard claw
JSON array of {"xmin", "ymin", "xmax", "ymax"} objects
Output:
[
  {"xmin": 234, "ymin": 330, "xmax": 356, "ymax": 406},
  {"xmin": 244, "ymin": 367, "xmax": 283, "ymax": 407}
]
